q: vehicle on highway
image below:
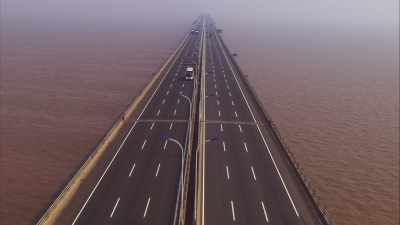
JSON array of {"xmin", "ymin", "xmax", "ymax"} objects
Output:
[
  {"xmin": 191, "ymin": 29, "xmax": 200, "ymax": 34},
  {"xmin": 185, "ymin": 66, "xmax": 194, "ymax": 80}
]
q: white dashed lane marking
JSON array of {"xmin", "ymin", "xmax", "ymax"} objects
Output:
[
  {"xmin": 128, "ymin": 163, "xmax": 136, "ymax": 177},
  {"xmin": 110, "ymin": 197, "xmax": 120, "ymax": 218}
]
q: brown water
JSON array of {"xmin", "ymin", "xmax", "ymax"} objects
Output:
[
  {"xmin": 1, "ymin": 20, "xmax": 398, "ymax": 225},
  {"xmin": 0, "ymin": 22, "xmax": 188, "ymax": 225},
  {"xmin": 221, "ymin": 24, "xmax": 399, "ymax": 225}
]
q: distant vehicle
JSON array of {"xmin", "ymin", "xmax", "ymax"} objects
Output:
[
  {"xmin": 191, "ymin": 29, "xmax": 200, "ymax": 34},
  {"xmin": 185, "ymin": 67, "xmax": 194, "ymax": 80}
]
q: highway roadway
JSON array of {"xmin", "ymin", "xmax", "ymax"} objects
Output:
[
  {"xmin": 69, "ymin": 21, "xmax": 202, "ymax": 225},
  {"xmin": 201, "ymin": 19, "xmax": 322, "ymax": 225}
]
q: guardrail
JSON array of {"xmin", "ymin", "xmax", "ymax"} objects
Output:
[
  {"xmin": 34, "ymin": 31, "xmax": 192, "ymax": 225},
  {"xmin": 215, "ymin": 30, "xmax": 335, "ymax": 225}
]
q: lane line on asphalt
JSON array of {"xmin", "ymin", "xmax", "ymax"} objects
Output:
[
  {"xmin": 166, "ymin": 90, "xmax": 170, "ymax": 95},
  {"xmin": 243, "ymin": 142, "xmax": 249, "ymax": 153},
  {"xmin": 128, "ymin": 163, "xmax": 136, "ymax": 177},
  {"xmin": 110, "ymin": 197, "xmax": 120, "ymax": 218},
  {"xmin": 143, "ymin": 197, "xmax": 151, "ymax": 218},
  {"xmin": 231, "ymin": 100, "xmax": 235, "ymax": 106},
  {"xmin": 238, "ymin": 124, "xmax": 243, "ymax": 133},
  {"xmin": 177, "ymin": 99, "xmax": 180, "ymax": 104},
  {"xmin": 155, "ymin": 163, "xmax": 161, "ymax": 177},
  {"xmin": 261, "ymin": 201, "xmax": 270, "ymax": 223},
  {"xmin": 141, "ymin": 139, "xmax": 147, "ymax": 150},
  {"xmin": 228, "ymin": 91, "xmax": 232, "ymax": 97},
  {"xmin": 220, "ymin": 123, "xmax": 224, "ymax": 132},
  {"xmin": 173, "ymin": 109, "xmax": 177, "ymax": 116},
  {"xmin": 230, "ymin": 200, "xmax": 236, "ymax": 222},
  {"xmin": 216, "ymin": 99, "xmax": 220, "ymax": 106},
  {"xmin": 169, "ymin": 122, "xmax": 174, "ymax": 130},
  {"xmin": 156, "ymin": 109, "xmax": 161, "ymax": 117},
  {"xmin": 222, "ymin": 141, "xmax": 226, "ymax": 152},
  {"xmin": 163, "ymin": 140, "xmax": 168, "ymax": 150},
  {"xmin": 218, "ymin": 110, "xmax": 221, "ymax": 117},
  {"xmin": 225, "ymin": 165, "xmax": 230, "ymax": 180},
  {"xmin": 216, "ymin": 91, "xmax": 219, "ymax": 96},
  {"xmin": 251, "ymin": 166, "xmax": 257, "ymax": 181},
  {"xmin": 234, "ymin": 111, "xmax": 238, "ymax": 118},
  {"xmin": 182, "ymin": 83, "xmax": 185, "ymax": 88},
  {"xmin": 162, "ymin": 99, "xmax": 166, "ymax": 104},
  {"xmin": 149, "ymin": 122, "xmax": 155, "ymax": 130}
]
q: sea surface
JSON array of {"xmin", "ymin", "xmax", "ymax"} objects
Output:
[
  {"xmin": 1, "ymin": 20, "xmax": 398, "ymax": 225},
  {"xmin": 221, "ymin": 23, "xmax": 399, "ymax": 225}
]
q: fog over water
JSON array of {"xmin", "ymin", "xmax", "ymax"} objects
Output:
[{"xmin": 1, "ymin": 0, "xmax": 398, "ymax": 225}]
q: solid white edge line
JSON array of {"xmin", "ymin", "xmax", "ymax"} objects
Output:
[
  {"xmin": 201, "ymin": 20, "xmax": 206, "ymax": 225},
  {"xmin": 143, "ymin": 197, "xmax": 151, "ymax": 218},
  {"xmin": 217, "ymin": 34, "xmax": 300, "ymax": 217},
  {"xmin": 110, "ymin": 197, "xmax": 120, "ymax": 218},
  {"xmin": 261, "ymin": 201, "xmax": 270, "ymax": 223}
]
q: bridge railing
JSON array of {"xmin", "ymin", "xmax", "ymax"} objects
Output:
[{"xmin": 216, "ymin": 32, "xmax": 335, "ymax": 225}]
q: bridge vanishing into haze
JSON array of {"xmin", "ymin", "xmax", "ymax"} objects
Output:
[{"xmin": 35, "ymin": 16, "xmax": 333, "ymax": 225}]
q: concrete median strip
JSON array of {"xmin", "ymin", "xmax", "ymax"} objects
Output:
[{"xmin": 35, "ymin": 32, "xmax": 190, "ymax": 225}]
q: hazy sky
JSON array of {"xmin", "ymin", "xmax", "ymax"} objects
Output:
[{"xmin": 2, "ymin": 0, "xmax": 398, "ymax": 30}]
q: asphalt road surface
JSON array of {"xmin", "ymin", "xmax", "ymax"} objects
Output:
[
  {"xmin": 70, "ymin": 22, "xmax": 202, "ymax": 225},
  {"xmin": 202, "ymin": 19, "xmax": 324, "ymax": 225}
]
